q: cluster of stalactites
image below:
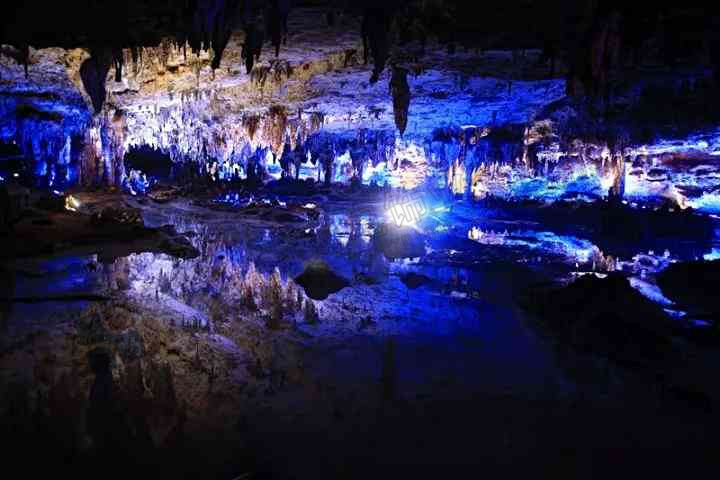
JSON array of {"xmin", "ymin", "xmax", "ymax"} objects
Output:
[
  {"xmin": 300, "ymin": 130, "xmax": 398, "ymax": 184},
  {"xmin": 208, "ymin": 128, "xmax": 397, "ymax": 186},
  {"xmin": 122, "ymin": 118, "xmax": 409, "ymax": 187},
  {"xmin": 75, "ymin": 1, "xmax": 296, "ymax": 114},
  {"xmin": 0, "ymin": 104, "xmax": 128, "ymax": 190},
  {"xmin": 0, "ymin": 97, "xmax": 91, "ymax": 189},
  {"xmin": 123, "ymin": 104, "xmax": 326, "ymax": 179},
  {"xmin": 426, "ymin": 123, "xmax": 634, "ymax": 201},
  {"xmin": 13, "ymin": 126, "xmax": 79, "ymax": 189}
]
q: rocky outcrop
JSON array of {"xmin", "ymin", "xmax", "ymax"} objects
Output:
[{"xmin": 294, "ymin": 260, "xmax": 350, "ymax": 300}]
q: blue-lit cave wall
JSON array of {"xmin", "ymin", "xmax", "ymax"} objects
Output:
[
  {"xmin": 3, "ymin": 72, "xmax": 720, "ymax": 214},
  {"xmin": 0, "ymin": 93, "xmax": 91, "ymax": 189}
]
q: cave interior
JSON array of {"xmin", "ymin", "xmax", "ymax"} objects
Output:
[{"xmin": 3, "ymin": 1, "xmax": 720, "ymax": 478}]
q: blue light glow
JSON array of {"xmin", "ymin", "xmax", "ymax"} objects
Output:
[{"xmin": 123, "ymin": 169, "xmax": 154, "ymax": 196}]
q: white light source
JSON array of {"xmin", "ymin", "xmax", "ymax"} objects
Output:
[{"xmin": 65, "ymin": 195, "xmax": 81, "ymax": 212}]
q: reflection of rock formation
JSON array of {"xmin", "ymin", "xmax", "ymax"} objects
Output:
[
  {"xmin": 0, "ymin": 287, "xmax": 270, "ymax": 476},
  {"xmin": 379, "ymin": 338, "xmax": 397, "ymax": 410},
  {"xmin": 294, "ymin": 260, "xmax": 350, "ymax": 300},
  {"xmin": 0, "ymin": 266, "xmax": 15, "ymax": 328},
  {"xmin": 521, "ymin": 273, "xmax": 683, "ymax": 374},
  {"xmin": 104, "ymin": 256, "xmax": 131, "ymax": 291},
  {"xmin": 86, "ymin": 347, "xmax": 127, "ymax": 451},
  {"xmin": 390, "ymin": 67, "xmax": 410, "ymax": 135}
]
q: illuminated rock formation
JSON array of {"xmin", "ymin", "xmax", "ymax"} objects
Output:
[{"xmin": 2, "ymin": 5, "xmax": 720, "ymax": 206}]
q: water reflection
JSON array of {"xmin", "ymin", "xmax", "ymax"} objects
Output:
[
  {"xmin": 5, "ymin": 199, "xmax": 720, "ymax": 334},
  {"xmin": 463, "ymin": 220, "xmax": 720, "ymax": 313},
  {"xmin": 468, "ymin": 227, "xmax": 603, "ymax": 266},
  {"xmin": 326, "ymin": 214, "xmax": 375, "ymax": 249}
]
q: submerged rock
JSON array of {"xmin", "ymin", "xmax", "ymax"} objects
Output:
[
  {"xmin": 399, "ymin": 272, "xmax": 432, "ymax": 289},
  {"xmin": 522, "ymin": 273, "xmax": 680, "ymax": 372},
  {"xmin": 294, "ymin": 260, "xmax": 349, "ymax": 300}
]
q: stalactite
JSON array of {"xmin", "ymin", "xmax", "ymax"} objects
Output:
[
  {"xmin": 0, "ymin": 44, "xmax": 30, "ymax": 77},
  {"xmin": 263, "ymin": 105, "xmax": 288, "ymax": 157},
  {"xmin": 106, "ymin": 108, "xmax": 127, "ymax": 185},
  {"xmin": 113, "ymin": 50, "xmax": 123, "ymax": 82},
  {"xmin": 241, "ymin": 21, "xmax": 264, "ymax": 74},
  {"xmin": 243, "ymin": 115, "xmax": 261, "ymax": 142},
  {"xmin": 266, "ymin": 0, "xmax": 284, "ymax": 58},
  {"xmin": 209, "ymin": 0, "xmax": 240, "ymax": 69},
  {"xmin": 390, "ymin": 66, "xmax": 410, "ymax": 136},
  {"xmin": 74, "ymin": 108, "xmax": 127, "ymax": 187},
  {"xmin": 363, "ymin": 6, "xmax": 394, "ymax": 83},
  {"xmin": 309, "ymin": 112, "xmax": 324, "ymax": 132},
  {"xmin": 288, "ymin": 119, "xmax": 300, "ymax": 151},
  {"xmin": 80, "ymin": 50, "xmax": 112, "ymax": 113}
]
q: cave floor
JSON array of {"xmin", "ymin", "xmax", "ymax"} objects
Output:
[{"xmin": 3, "ymin": 190, "xmax": 720, "ymax": 479}]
